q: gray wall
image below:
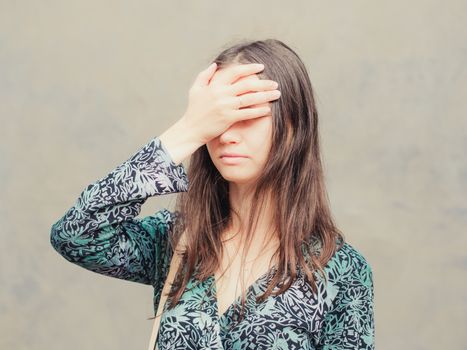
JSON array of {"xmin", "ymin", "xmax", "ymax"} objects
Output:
[{"xmin": 1, "ymin": 1, "xmax": 466, "ymax": 349}]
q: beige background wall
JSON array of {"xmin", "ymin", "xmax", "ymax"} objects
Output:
[{"xmin": 1, "ymin": 1, "xmax": 466, "ymax": 349}]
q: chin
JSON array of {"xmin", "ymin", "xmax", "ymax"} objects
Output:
[{"xmin": 218, "ymin": 172, "xmax": 256, "ymax": 184}]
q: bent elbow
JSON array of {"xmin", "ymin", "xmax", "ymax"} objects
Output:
[{"xmin": 49, "ymin": 219, "xmax": 72, "ymax": 261}]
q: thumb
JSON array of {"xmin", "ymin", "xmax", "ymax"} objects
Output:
[{"xmin": 194, "ymin": 62, "xmax": 217, "ymax": 87}]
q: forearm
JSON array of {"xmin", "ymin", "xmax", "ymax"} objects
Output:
[{"xmin": 159, "ymin": 117, "xmax": 204, "ymax": 166}]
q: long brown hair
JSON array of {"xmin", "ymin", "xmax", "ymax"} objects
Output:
[{"xmin": 160, "ymin": 38, "xmax": 344, "ymax": 324}]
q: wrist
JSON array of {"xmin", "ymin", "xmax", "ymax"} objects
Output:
[{"xmin": 159, "ymin": 118, "xmax": 203, "ymax": 166}]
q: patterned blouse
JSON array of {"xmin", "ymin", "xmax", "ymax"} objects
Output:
[{"xmin": 50, "ymin": 136, "xmax": 375, "ymax": 349}]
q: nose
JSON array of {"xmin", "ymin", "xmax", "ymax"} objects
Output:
[{"xmin": 218, "ymin": 122, "xmax": 243, "ymax": 144}]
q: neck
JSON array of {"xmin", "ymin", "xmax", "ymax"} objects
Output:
[{"xmin": 225, "ymin": 183, "xmax": 277, "ymax": 251}]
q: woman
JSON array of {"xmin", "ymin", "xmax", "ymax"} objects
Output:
[{"xmin": 50, "ymin": 39, "xmax": 375, "ymax": 349}]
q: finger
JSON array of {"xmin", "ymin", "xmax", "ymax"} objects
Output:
[
  {"xmin": 193, "ymin": 62, "xmax": 218, "ymax": 87},
  {"xmin": 234, "ymin": 90, "xmax": 281, "ymax": 109},
  {"xmin": 218, "ymin": 63, "xmax": 265, "ymax": 86},
  {"xmin": 231, "ymin": 105, "xmax": 272, "ymax": 121},
  {"xmin": 228, "ymin": 79, "xmax": 279, "ymax": 96}
]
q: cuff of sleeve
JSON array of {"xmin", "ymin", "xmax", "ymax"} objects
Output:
[
  {"xmin": 152, "ymin": 136, "xmax": 189, "ymax": 192},
  {"xmin": 156, "ymin": 136, "xmax": 178, "ymax": 166}
]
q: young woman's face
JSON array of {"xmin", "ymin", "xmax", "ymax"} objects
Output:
[{"xmin": 206, "ymin": 67, "xmax": 273, "ymax": 186}]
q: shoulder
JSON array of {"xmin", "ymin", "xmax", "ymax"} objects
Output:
[
  {"xmin": 322, "ymin": 240, "xmax": 373, "ymax": 291},
  {"xmin": 314, "ymin": 241, "xmax": 375, "ymax": 348}
]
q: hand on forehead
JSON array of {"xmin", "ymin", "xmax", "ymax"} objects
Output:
[{"xmin": 209, "ymin": 64, "xmax": 269, "ymax": 109}]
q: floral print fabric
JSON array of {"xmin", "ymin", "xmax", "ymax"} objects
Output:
[{"xmin": 50, "ymin": 136, "xmax": 375, "ymax": 349}]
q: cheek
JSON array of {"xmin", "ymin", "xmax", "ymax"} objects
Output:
[
  {"xmin": 250, "ymin": 120, "xmax": 273, "ymax": 156},
  {"xmin": 206, "ymin": 143, "xmax": 215, "ymax": 160},
  {"xmin": 258, "ymin": 117, "xmax": 273, "ymax": 140},
  {"xmin": 206, "ymin": 139, "xmax": 218, "ymax": 152}
]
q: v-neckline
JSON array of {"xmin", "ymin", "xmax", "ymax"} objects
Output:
[{"xmin": 210, "ymin": 265, "xmax": 277, "ymax": 320}]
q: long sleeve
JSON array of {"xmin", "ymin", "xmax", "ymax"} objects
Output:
[
  {"xmin": 50, "ymin": 136, "xmax": 188, "ymax": 287},
  {"xmin": 316, "ymin": 256, "xmax": 375, "ymax": 349}
]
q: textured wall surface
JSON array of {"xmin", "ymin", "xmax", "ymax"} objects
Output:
[{"xmin": 1, "ymin": 1, "xmax": 466, "ymax": 349}]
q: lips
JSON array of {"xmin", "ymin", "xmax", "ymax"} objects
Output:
[{"xmin": 220, "ymin": 153, "xmax": 248, "ymax": 158}]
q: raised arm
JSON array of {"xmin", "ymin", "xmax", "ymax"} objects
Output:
[
  {"xmin": 50, "ymin": 61, "xmax": 282, "ymax": 288},
  {"xmin": 50, "ymin": 135, "xmax": 189, "ymax": 286}
]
